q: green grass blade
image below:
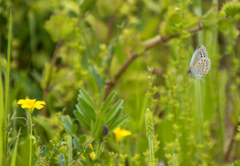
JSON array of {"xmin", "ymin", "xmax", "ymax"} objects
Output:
[
  {"xmin": 10, "ymin": 128, "xmax": 21, "ymax": 166},
  {"xmin": 0, "ymin": 65, "xmax": 4, "ymax": 166},
  {"xmin": 3, "ymin": 10, "xmax": 13, "ymax": 165}
]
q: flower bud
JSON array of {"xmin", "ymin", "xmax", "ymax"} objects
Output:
[{"xmin": 103, "ymin": 125, "xmax": 108, "ymax": 135}]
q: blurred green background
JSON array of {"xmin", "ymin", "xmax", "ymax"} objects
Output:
[{"xmin": 1, "ymin": 0, "xmax": 240, "ymax": 165}]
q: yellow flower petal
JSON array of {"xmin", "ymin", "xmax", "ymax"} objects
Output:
[
  {"xmin": 113, "ymin": 127, "xmax": 131, "ymax": 142},
  {"xmin": 25, "ymin": 99, "xmax": 36, "ymax": 106},
  {"xmin": 113, "ymin": 127, "xmax": 121, "ymax": 134},
  {"xmin": 21, "ymin": 104, "xmax": 33, "ymax": 109},
  {"xmin": 89, "ymin": 144, "xmax": 93, "ymax": 150},
  {"xmin": 34, "ymin": 104, "xmax": 44, "ymax": 110},
  {"xmin": 17, "ymin": 99, "xmax": 25, "ymax": 104},
  {"xmin": 120, "ymin": 129, "xmax": 132, "ymax": 137},
  {"xmin": 35, "ymin": 101, "xmax": 46, "ymax": 105},
  {"xmin": 34, "ymin": 101, "xmax": 46, "ymax": 110}
]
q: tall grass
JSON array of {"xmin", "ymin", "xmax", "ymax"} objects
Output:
[{"xmin": 1, "ymin": 10, "xmax": 12, "ymax": 166}]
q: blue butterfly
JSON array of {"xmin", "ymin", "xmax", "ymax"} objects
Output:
[{"xmin": 187, "ymin": 45, "xmax": 210, "ymax": 82}]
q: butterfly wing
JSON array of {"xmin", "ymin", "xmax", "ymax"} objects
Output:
[
  {"xmin": 191, "ymin": 56, "xmax": 211, "ymax": 78},
  {"xmin": 190, "ymin": 45, "xmax": 208, "ymax": 70}
]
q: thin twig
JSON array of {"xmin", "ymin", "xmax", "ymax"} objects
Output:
[
  {"xmin": 103, "ymin": 22, "xmax": 204, "ymax": 99},
  {"xmin": 41, "ymin": 14, "xmax": 85, "ymax": 116},
  {"xmin": 225, "ymin": 122, "xmax": 240, "ymax": 162},
  {"xmin": 42, "ymin": 40, "xmax": 63, "ymax": 116}
]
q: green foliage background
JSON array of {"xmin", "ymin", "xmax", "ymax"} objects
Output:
[{"xmin": 1, "ymin": 0, "xmax": 240, "ymax": 165}]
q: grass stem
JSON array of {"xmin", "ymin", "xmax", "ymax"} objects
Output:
[{"xmin": 29, "ymin": 114, "xmax": 32, "ymax": 166}]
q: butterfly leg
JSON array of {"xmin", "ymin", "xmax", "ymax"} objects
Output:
[{"xmin": 198, "ymin": 76, "xmax": 205, "ymax": 82}]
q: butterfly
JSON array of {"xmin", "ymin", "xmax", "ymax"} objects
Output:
[{"xmin": 187, "ymin": 45, "xmax": 210, "ymax": 82}]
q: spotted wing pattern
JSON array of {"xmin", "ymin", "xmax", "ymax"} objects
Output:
[
  {"xmin": 190, "ymin": 45, "xmax": 208, "ymax": 70},
  {"xmin": 191, "ymin": 57, "xmax": 211, "ymax": 77}
]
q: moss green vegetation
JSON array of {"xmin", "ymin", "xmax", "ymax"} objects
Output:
[{"xmin": 1, "ymin": 0, "xmax": 240, "ymax": 165}]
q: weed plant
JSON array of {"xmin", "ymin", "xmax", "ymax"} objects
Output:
[{"xmin": 1, "ymin": 0, "xmax": 240, "ymax": 166}]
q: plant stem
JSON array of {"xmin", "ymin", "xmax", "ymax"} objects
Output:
[
  {"xmin": 148, "ymin": 136, "xmax": 154, "ymax": 166},
  {"xmin": 96, "ymin": 142, "xmax": 101, "ymax": 159},
  {"xmin": 29, "ymin": 114, "xmax": 32, "ymax": 166},
  {"xmin": 68, "ymin": 134, "xmax": 72, "ymax": 166},
  {"xmin": 195, "ymin": 80, "xmax": 203, "ymax": 144}
]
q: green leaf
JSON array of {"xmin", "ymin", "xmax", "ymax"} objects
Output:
[
  {"xmin": 222, "ymin": 2, "xmax": 240, "ymax": 17},
  {"xmin": 108, "ymin": 115, "xmax": 130, "ymax": 134},
  {"xmin": 40, "ymin": 145, "xmax": 47, "ymax": 157},
  {"xmin": 105, "ymin": 100, "xmax": 123, "ymax": 123},
  {"xmin": 74, "ymin": 110, "xmax": 91, "ymax": 131},
  {"xmin": 60, "ymin": 116, "xmax": 78, "ymax": 135},
  {"xmin": 79, "ymin": 136, "xmax": 87, "ymax": 144},
  {"xmin": 93, "ymin": 119, "xmax": 104, "ymax": 139},
  {"xmin": 107, "ymin": 108, "xmax": 122, "ymax": 127},
  {"xmin": 34, "ymin": 117, "xmax": 54, "ymax": 138},
  {"xmin": 77, "ymin": 97, "xmax": 96, "ymax": 120},
  {"xmin": 76, "ymin": 104, "xmax": 91, "ymax": 121},
  {"xmin": 10, "ymin": 128, "xmax": 21, "ymax": 166},
  {"xmin": 80, "ymin": 0, "xmax": 97, "ymax": 14},
  {"xmin": 73, "ymin": 139, "xmax": 83, "ymax": 152},
  {"xmin": 80, "ymin": 89, "xmax": 97, "ymax": 110},
  {"xmin": 101, "ymin": 91, "xmax": 116, "ymax": 117},
  {"xmin": 160, "ymin": 6, "xmax": 198, "ymax": 36},
  {"xmin": 218, "ymin": 18, "xmax": 233, "ymax": 31},
  {"xmin": 98, "ymin": 86, "xmax": 107, "ymax": 111},
  {"xmin": 92, "ymin": 159, "xmax": 105, "ymax": 165},
  {"xmin": 88, "ymin": 65, "xmax": 105, "ymax": 90},
  {"xmin": 84, "ymin": 146, "xmax": 93, "ymax": 155},
  {"xmin": 80, "ymin": 159, "xmax": 89, "ymax": 166},
  {"xmin": 201, "ymin": 5, "xmax": 218, "ymax": 29},
  {"xmin": 58, "ymin": 154, "xmax": 66, "ymax": 166},
  {"xmin": 44, "ymin": 14, "xmax": 76, "ymax": 42}
]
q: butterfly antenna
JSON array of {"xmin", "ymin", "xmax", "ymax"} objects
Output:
[{"xmin": 175, "ymin": 67, "xmax": 188, "ymax": 70}]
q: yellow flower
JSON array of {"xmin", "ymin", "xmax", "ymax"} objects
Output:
[
  {"xmin": 17, "ymin": 99, "xmax": 46, "ymax": 114},
  {"xmin": 113, "ymin": 127, "xmax": 132, "ymax": 142},
  {"xmin": 89, "ymin": 144, "xmax": 96, "ymax": 160}
]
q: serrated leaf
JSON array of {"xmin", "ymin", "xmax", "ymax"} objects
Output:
[
  {"xmin": 222, "ymin": 2, "xmax": 240, "ymax": 17},
  {"xmin": 44, "ymin": 15, "xmax": 76, "ymax": 42},
  {"xmin": 74, "ymin": 110, "xmax": 90, "ymax": 131},
  {"xmin": 105, "ymin": 100, "xmax": 123, "ymax": 123},
  {"xmin": 108, "ymin": 115, "xmax": 130, "ymax": 134},
  {"xmin": 58, "ymin": 154, "xmax": 66, "ymax": 166},
  {"xmin": 80, "ymin": 89, "xmax": 97, "ymax": 110}
]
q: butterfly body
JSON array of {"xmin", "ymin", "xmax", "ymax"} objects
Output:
[{"xmin": 187, "ymin": 45, "xmax": 210, "ymax": 82}]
